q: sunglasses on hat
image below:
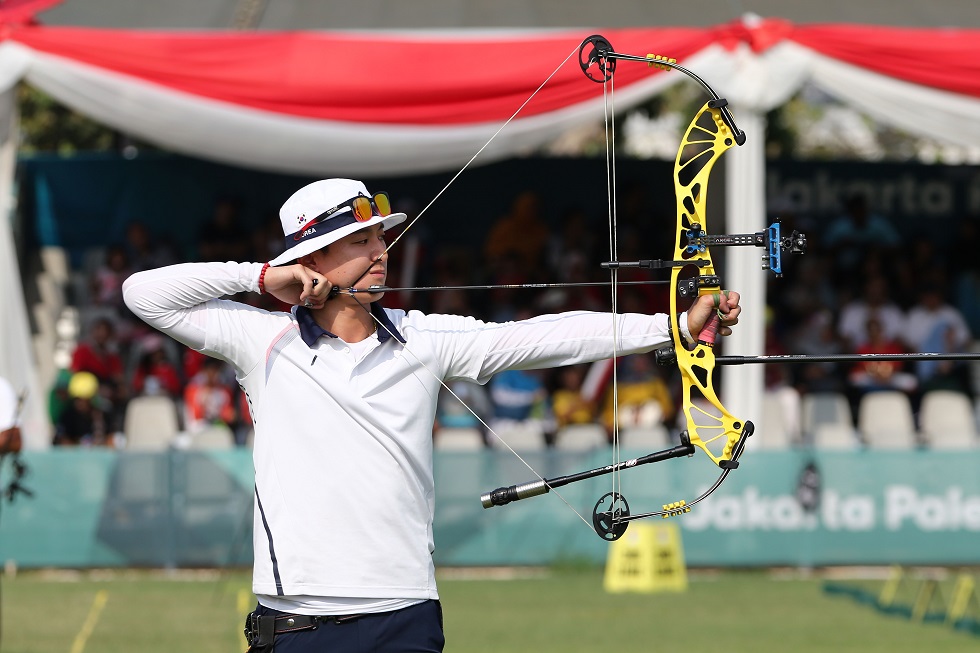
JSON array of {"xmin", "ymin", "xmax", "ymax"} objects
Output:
[
  {"xmin": 324, "ymin": 191, "xmax": 392, "ymax": 224},
  {"xmin": 294, "ymin": 192, "xmax": 393, "ymax": 241}
]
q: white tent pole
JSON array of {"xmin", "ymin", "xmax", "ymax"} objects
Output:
[
  {"xmin": 722, "ymin": 106, "xmax": 767, "ymax": 440},
  {"xmin": 0, "ymin": 87, "xmax": 47, "ymax": 449}
]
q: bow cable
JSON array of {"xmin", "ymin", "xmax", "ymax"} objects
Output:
[
  {"xmin": 602, "ymin": 69, "xmax": 624, "ymax": 519},
  {"xmin": 339, "ymin": 43, "xmax": 602, "ymax": 535}
]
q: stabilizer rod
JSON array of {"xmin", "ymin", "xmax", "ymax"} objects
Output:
[{"xmin": 480, "ymin": 441, "xmax": 696, "ymax": 508}]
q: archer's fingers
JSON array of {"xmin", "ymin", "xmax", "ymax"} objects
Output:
[
  {"xmin": 298, "ymin": 274, "xmax": 314, "ymax": 302},
  {"xmin": 716, "ymin": 290, "xmax": 739, "ymax": 314},
  {"xmin": 716, "ymin": 291, "xmax": 740, "ymax": 335},
  {"xmin": 715, "ymin": 291, "xmax": 739, "ymax": 320},
  {"xmin": 299, "ymin": 273, "xmax": 324, "ymax": 303},
  {"xmin": 721, "ymin": 305, "xmax": 740, "ymax": 325}
]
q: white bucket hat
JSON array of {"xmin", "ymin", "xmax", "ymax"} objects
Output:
[{"xmin": 269, "ymin": 178, "xmax": 407, "ymax": 266}]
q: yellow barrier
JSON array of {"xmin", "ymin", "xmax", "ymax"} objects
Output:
[
  {"xmin": 603, "ymin": 522, "xmax": 687, "ymax": 593},
  {"xmin": 947, "ymin": 575, "xmax": 979, "ymax": 628}
]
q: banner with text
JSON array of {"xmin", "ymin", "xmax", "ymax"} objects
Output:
[{"xmin": 1, "ymin": 449, "xmax": 978, "ymax": 568}]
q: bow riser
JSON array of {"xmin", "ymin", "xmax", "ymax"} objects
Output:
[{"xmin": 670, "ymin": 101, "xmax": 747, "ymax": 468}]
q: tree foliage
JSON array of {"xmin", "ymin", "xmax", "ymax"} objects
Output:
[{"xmin": 17, "ymin": 84, "xmax": 117, "ymax": 154}]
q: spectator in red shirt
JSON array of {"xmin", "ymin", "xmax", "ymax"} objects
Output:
[
  {"xmin": 848, "ymin": 316, "xmax": 917, "ymax": 393},
  {"xmin": 131, "ymin": 335, "xmax": 182, "ymax": 398},
  {"xmin": 71, "ymin": 317, "xmax": 124, "ymax": 384},
  {"xmin": 184, "ymin": 357, "xmax": 237, "ymax": 432}
]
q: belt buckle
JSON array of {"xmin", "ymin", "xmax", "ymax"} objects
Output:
[{"xmin": 243, "ymin": 612, "xmax": 258, "ymax": 645}]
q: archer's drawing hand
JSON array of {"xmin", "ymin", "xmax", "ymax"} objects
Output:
[
  {"xmin": 687, "ymin": 290, "xmax": 741, "ymax": 340},
  {"xmin": 262, "ymin": 264, "xmax": 330, "ymax": 309}
]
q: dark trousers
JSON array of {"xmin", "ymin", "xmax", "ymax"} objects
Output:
[{"xmin": 254, "ymin": 600, "xmax": 445, "ymax": 653}]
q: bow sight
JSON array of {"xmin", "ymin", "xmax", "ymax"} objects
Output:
[
  {"xmin": 601, "ymin": 219, "xmax": 806, "ymax": 279},
  {"xmin": 683, "ymin": 219, "xmax": 807, "ymax": 277}
]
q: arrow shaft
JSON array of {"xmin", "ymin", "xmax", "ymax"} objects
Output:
[
  {"xmin": 356, "ymin": 279, "xmax": 669, "ymax": 294},
  {"xmin": 716, "ymin": 352, "xmax": 980, "ymax": 365}
]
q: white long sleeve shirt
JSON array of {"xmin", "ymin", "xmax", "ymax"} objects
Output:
[{"xmin": 122, "ymin": 261, "xmax": 678, "ymax": 610}]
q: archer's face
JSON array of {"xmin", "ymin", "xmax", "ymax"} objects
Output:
[{"xmin": 307, "ymin": 224, "xmax": 389, "ymax": 295}]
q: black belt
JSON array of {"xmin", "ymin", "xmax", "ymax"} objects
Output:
[
  {"xmin": 272, "ymin": 612, "xmax": 365, "ymax": 633},
  {"xmin": 245, "ymin": 610, "xmax": 366, "ymax": 650}
]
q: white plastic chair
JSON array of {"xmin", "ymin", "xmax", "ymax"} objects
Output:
[
  {"xmin": 40, "ymin": 246, "xmax": 70, "ymax": 285},
  {"xmin": 801, "ymin": 392, "xmax": 853, "ymax": 437},
  {"xmin": 124, "ymin": 395, "xmax": 180, "ymax": 451},
  {"xmin": 434, "ymin": 427, "xmax": 485, "ymax": 451},
  {"xmin": 812, "ymin": 423, "xmax": 860, "ymax": 450},
  {"xmin": 492, "ymin": 422, "xmax": 546, "ymax": 451},
  {"xmin": 554, "ymin": 424, "xmax": 608, "ymax": 451},
  {"xmin": 754, "ymin": 391, "xmax": 795, "ymax": 450},
  {"xmin": 188, "ymin": 424, "xmax": 235, "ymax": 450},
  {"xmin": 919, "ymin": 390, "xmax": 977, "ymax": 449},
  {"xmin": 857, "ymin": 391, "xmax": 918, "ymax": 449},
  {"xmin": 618, "ymin": 425, "xmax": 669, "ymax": 451}
]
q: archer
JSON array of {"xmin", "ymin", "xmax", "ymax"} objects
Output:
[{"xmin": 123, "ymin": 177, "xmax": 741, "ymax": 653}]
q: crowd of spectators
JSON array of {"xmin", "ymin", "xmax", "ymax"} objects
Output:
[
  {"xmin": 50, "ymin": 199, "xmax": 285, "ymax": 448},
  {"xmin": 49, "ymin": 186, "xmax": 978, "ymax": 449},
  {"xmin": 771, "ymin": 194, "xmax": 977, "ymax": 420}
]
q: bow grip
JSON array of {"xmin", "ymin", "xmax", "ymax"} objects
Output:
[{"xmin": 698, "ymin": 311, "xmax": 721, "ymax": 346}]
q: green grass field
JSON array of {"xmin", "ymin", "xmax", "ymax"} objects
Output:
[{"xmin": 1, "ymin": 567, "xmax": 975, "ymax": 653}]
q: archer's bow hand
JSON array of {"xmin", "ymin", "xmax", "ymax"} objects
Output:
[{"xmin": 687, "ymin": 291, "xmax": 741, "ymax": 340}]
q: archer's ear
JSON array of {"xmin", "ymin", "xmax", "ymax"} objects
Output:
[
  {"xmin": 296, "ymin": 254, "xmax": 318, "ymax": 272},
  {"xmin": 296, "ymin": 246, "xmax": 330, "ymax": 272}
]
